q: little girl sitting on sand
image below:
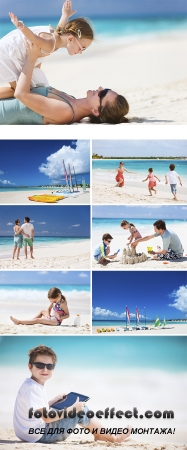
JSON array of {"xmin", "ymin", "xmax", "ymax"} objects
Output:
[
  {"xmin": 120, "ymin": 220, "xmax": 142, "ymax": 246},
  {"xmin": 10, "ymin": 287, "xmax": 70, "ymax": 326},
  {"xmin": 0, "ymin": 0, "xmax": 94, "ymax": 97},
  {"xmin": 142, "ymin": 168, "xmax": 160, "ymax": 196}
]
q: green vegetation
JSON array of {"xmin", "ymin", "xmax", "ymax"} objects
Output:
[{"xmin": 92, "ymin": 154, "xmax": 187, "ymax": 160}]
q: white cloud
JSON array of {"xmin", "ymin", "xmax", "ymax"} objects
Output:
[
  {"xmin": 41, "ymin": 231, "xmax": 48, "ymax": 233},
  {"xmin": 30, "ymin": 220, "xmax": 34, "ymax": 223},
  {"xmin": 37, "ymin": 222, "xmax": 46, "ymax": 224},
  {"xmin": 0, "ymin": 179, "xmax": 15, "ymax": 185},
  {"xmin": 38, "ymin": 141, "xmax": 90, "ymax": 183},
  {"xmin": 7, "ymin": 222, "xmax": 13, "ymax": 226},
  {"xmin": 79, "ymin": 273, "xmax": 88, "ymax": 278},
  {"xmin": 168, "ymin": 284, "xmax": 187, "ymax": 315},
  {"xmin": 0, "ymin": 170, "xmax": 4, "ymax": 174},
  {"xmin": 92, "ymin": 307, "xmax": 124, "ymax": 318},
  {"xmin": 71, "ymin": 224, "xmax": 80, "ymax": 227}
]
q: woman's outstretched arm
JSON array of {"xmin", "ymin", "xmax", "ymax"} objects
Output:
[{"xmin": 14, "ymin": 42, "xmax": 74, "ymax": 124}]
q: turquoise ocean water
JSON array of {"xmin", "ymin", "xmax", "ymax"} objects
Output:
[
  {"xmin": 93, "ymin": 320, "xmax": 187, "ymax": 326},
  {"xmin": 92, "ymin": 160, "xmax": 187, "ymax": 183},
  {"xmin": 0, "ymin": 172, "xmax": 90, "ymax": 192},
  {"xmin": 0, "ymin": 236, "xmax": 89, "ymax": 258},
  {"xmin": 92, "ymin": 218, "xmax": 185, "ymax": 232},
  {"xmin": 1, "ymin": 17, "xmax": 187, "ymax": 40},
  {"xmin": 0, "ymin": 283, "xmax": 90, "ymax": 302}
]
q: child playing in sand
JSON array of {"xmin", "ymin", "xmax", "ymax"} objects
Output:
[
  {"xmin": 121, "ymin": 220, "xmax": 142, "ymax": 246},
  {"xmin": 142, "ymin": 168, "xmax": 160, "ymax": 196},
  {"xmin": 94, "ymin": 233, "xmax": 118, "ymax": 266},
  {"xmin": 0, "ymin": 1, "xmax": 94, "ymax": 97},
  {"xmin": 10, "ymin": 287, "xmax": 70, "ymax": 326},
  {"xmin": 165, "ymin": 164, "xmax": 182, "ymax": 201},
  {"xmin": 13, "ymin": 344, "xmax": 131, "ymax": 444}
]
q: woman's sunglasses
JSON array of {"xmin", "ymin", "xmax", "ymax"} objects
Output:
[
  {"xmin": 98, "ymin": 89, "xmax": 111, "ymax": 111},
  {"xmin": 32, "ymin": 362, "xmax": 55, "ymax": 370}
]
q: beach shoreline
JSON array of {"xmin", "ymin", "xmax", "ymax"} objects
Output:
[
  {"xmin": 0, "ymin": 190, "xmax": 90, "ymax": 205},
  {"xmin": 92, "ymin": 324, "xmax": 187, "ymax": 335}
]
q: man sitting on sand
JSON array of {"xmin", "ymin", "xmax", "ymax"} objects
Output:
[
  {"xmin": 16, "ymin": 216, "xmax": 34, "ymax": 259},
  {"xmin": 94, "ymin": 233, "xmax": 118, "ymax": 266},
  {"xmin": 132, "ymin": 219, "xmax": 184, "ymax": 261}
]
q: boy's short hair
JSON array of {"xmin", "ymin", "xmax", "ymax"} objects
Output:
[
  {"xmin": 28, "ymin": 345, "xmax": 57, "ymax": 364},
  {"xmin": 24, "ymin": 217, "xmax": 30, "ymax": 222},
  {"xmin": 153, "ymin": 220, "xmax": 166, "ymax": 230},
  {"xmin": 169, "ymin": 164, "xmax": 175, "ymax": 171},
  {"xmin": 102, "ymin": 233, "xmax": 113, "ymax": 241}
]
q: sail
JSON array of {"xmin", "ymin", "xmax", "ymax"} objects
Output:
[
  {"xmin": 163, "ymin": 317, "xmax": 166, "ymax": 327},
  {"xmin": 155, "ymin": 316, "xmax": 161, "ymax": 327},
  {"xmin": 126, "ymin": 307, "xmax": 130, "ymax": 323},
  {"xmin": 136, "ymin": 307, "xmax": 140, "ymax": 324}
]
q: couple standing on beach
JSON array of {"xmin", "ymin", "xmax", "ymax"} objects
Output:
[{"xmin": 13, "ymin": 217, "xmax": 34, "ymax": 260}]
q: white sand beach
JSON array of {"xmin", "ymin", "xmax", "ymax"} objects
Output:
[
  {"xmin": 0, "ymin": 323, "xmax": 90, "ymax": 335},
  {"xmin": 0, "ymin": 190, "xmax": 90, "ymax": 205},
  {"xmin": 0, "ymin": 430, "xmax": 185, "ymax": 450},
  {"xmin": 0, "ymin": 32, "xmax": 187, "ymax": 124},
  {"xmin": 92, "ymin": 179, "xmax": 187, "ymax": 205},
  {"xmin": 92, "ymin": 324, "xmax": 187, "ymax": 336},
  {"xmin": 0, "ymin": 240, "xmax": 90, "ymax": 269},
  {"xmin": 41, "ymin": 32, "xmax": 187, "ymax": 125}
]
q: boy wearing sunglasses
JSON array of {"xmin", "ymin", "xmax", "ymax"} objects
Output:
[
  {"xmin": 13, "ymin": 345, "xmax": 131, "ymax": 444},
  {"xmin": 13, "ymin": 345, "xmax": 89, "ymax": 444},
  {"xmin": 94, "ymin": 233, "xmax": 118, "ymax": 266}
]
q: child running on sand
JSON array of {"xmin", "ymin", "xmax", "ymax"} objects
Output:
[
  {"xmin": 0, "ymin": 1, "xmax": 94, "ymax": 97},
  {"xmin": 165, "ymin": 164, "xmax": 182, "ymax": 201},
  {"xmin": 94, "ymin": 233, "xmax": 118, "ymax": 266},
  {"xmin": 10, "ymin": 287, "xmax": 70, "ymax": 326},
  {"xmin": 121, "ymin": 220, "xmax": 142, "ymax": 246},
  {"xmin": 142, "ymin": 168, "xmax": 160, "ymax": 196},
  {"xmin": 13, "ymin": 344, "xmax": 131, "ymax": 444}
]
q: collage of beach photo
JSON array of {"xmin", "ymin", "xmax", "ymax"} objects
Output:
[{"xmin": 0, "ymin": 1, "xmax": 187, "ymax": 449}]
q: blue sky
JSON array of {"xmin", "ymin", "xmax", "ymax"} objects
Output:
[
  {"xmin": 92, "ymin": 271, "xmax": 187, "ymax": 320},
  {"xmin": 1, "ymin": 0, "xmax": 187, "ymax": 18},
  {"xmin": 0, "ymin": 206, "xmax": 90, "ymax": 237},
  {"xmin": 92, "ymin": 205, "xmax": 187, "ymax": 220},
  {"xmin": 0, "ymin": 140, "xmax": 90, "ymax": 186},
  {"xmin": 92, "ymin": 140, "xmax": 187, "ymax": 158},
  {"xmin": 1, "ymin": 336, "xmax": 186, "ymax": 372},
  {"xmin": 0, "ymin": 271, "xmax": 90, "ymax": 285}
]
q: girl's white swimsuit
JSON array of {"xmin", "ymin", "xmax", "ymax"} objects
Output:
[{"xmin": 0, "ymin": 26, "xmax": 56, "ymax": 87}]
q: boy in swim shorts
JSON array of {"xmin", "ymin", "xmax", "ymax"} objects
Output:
[
  {"xmin": 94, "ymin": 233, "xmax": 118, "ymax": 265},
  {"xmin": 165, "ymin": 164, "xmax": 182, "ymax": 201}
]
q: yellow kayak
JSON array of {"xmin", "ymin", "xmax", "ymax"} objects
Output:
[{"xmin": 28, "ymin": 194, "xmax": 65, "ymax": 203}]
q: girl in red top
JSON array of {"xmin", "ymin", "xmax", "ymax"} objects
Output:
[
  {"xmin": 142, "ymin": 167, "xmax": 160, "ymax": 196},
  {"xmin": 109, "ymin": 162, "xmax": 135, "ymax": 187}
]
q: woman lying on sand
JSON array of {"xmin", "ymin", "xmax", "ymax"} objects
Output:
[{"xmin": 0, "ymin": 42, "xmax": 129, "ymax": 125}]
